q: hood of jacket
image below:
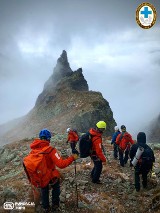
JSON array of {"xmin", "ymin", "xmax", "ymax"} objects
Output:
[
  {"xmin": 30, "ymin": 138, "xmax": 50, "ymax": 150},
  {"xmin": 137, "ymin": 132, "xmax": 146, "ymax": 144},
  {"xmin": 89, "ymin": 128, "xmax": 102, "ymax": 137}
]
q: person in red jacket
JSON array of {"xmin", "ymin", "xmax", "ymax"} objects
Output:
[
  {"xmin": 28, "ymin": 129, "xmax": 78, "ymax": 212},
  {"xmin": 66, "ymin": 128, "xmax": 79, "ymax": 154},
  {"xmin": 116, "ymin": 125, "xmax": 134, "ymax": 167},
  {"xmin": 89, "ymin": 121, "xmax": 107, "ymax": 184}
]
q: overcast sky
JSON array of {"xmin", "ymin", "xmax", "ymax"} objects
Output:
[{"xmin": 0, "ymin": 0, "xmax": 160, "ymax": 137}]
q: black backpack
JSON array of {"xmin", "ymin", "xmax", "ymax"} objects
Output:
[
  {"xmin": 79, "ymin": 132, "xmax": 92, "ymax": 158},
  {"xmin": 139, "ymin": 146, "xmax": 154, "ymax": 170}
]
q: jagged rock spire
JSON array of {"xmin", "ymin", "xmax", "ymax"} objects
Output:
[
  {"xmin": 57, "ymin": 50, "xmax": 69, "ymax": 66},
  {"xmin": 53, "ymin": 50, "xmax": 73, "ymax": 82},
  {"xmin": 44, "ymin": 50, "xmax": 73, "ymax": 91}
]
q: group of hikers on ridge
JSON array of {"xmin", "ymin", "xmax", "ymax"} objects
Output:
[
  {"xmin": 23, "ymin": 121, "xmax": 155, "ymax": 212},
  {"xmin": 111, "ymin": 125, "xmax": 155, "ymax": 192}
]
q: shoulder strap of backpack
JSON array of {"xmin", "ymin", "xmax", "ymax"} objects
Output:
[
  {"xmin": 120, "ymin": 132, "xmax": 125, "ymax": 140},
  {"xmin": 23, "ymin": 162, "xmax": 31, "ymax": 182}
]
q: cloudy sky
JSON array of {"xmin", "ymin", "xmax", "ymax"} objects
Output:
[{"xmin": 0, "ymin": 0, "xmax": 160, "ymax": 137}]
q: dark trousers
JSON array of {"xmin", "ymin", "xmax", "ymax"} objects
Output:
[
  {"xmin": 113, "ymin": 143, "xmax": 118, "ymax": 159},
  {"xmin": 70, "ymin": 142, "xmax": 78, "ymax": 154},
  {"xmin": 134, "ymin": 165, "xmax": 150, "ymax": 191},
  {"xmin": 118, "ymin": 148, "xmax": 129, "ymax": 167},
  {"xmin": 41, "ymin": 180, "xmax": 60, "ymax": 210},
  {"xmin": 91, "ymin": 158, "xmax": 102, "ymax": 182}
]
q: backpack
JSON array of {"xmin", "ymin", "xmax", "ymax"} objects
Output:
[
  {"xmin": 72, "ymin": 129, "xmax": 79, "ymax": 141},
  {"xmin": 118, "ymin": 132, "xmax": 132, "ymax": 151},
  {"xmin": 79, "ymin": 132, "xmax": 92, "ymax": 158},
  {"xmin": 23, "ymin": 146, "xmax": 54, "ymax": 188},
  {"xmin": 138, "ymin": 146, "xmax": 153, "ymax": 170}
]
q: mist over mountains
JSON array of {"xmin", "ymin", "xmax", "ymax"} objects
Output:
[{"xmin": 0, "ymin": 51, "xmax": 116, "ymax": 145}]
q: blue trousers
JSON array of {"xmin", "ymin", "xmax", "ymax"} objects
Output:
[
  {"xmin": 113, "ymin": 143, "xmax": 118, "ymax": 159},
  {"xmin": 41, "ymin": 180, "xmax": 60, "ymax": 210}
]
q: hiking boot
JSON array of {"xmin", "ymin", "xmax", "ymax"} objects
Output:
[
  {"xmin": 92, "ymin": 180, "xmax": 102, "ymax": 184},
  {"xmin": 51, "ymin": 205, "xmax": 60, "ymax": 212},
  {"xmin": 132, "ymin": 189, "xmax": 140, "ymax": 195},
  {"xmin": 42, "ymin": 208, "xmax": 50, "ymax": 213}
]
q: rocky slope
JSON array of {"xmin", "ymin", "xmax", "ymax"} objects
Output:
[
  {"xmin": 0, "ymin": 136, "xmax": 160, "ymax": 213},
  {"xmin": 0, "ymin": 50, "xmax": 116, "ymax": 145},
  {"xmin": 148, "ymin": 114, "xmax": 160, "ymax": 143}
]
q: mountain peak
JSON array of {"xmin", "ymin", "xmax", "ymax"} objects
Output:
[
  {"xmin": 57, "ymin": 50, "xmax": 68, "ymax": 65},
  {"xmin": 53, "ymin": 50, "xmax": 73, "ymax": 81},
  {"xmin": 44, "ymin": 50, "xmax": 73, "ymax": 91},
  {"xmin": 0, "ymin": 51, "xmax": 116, "ymax": 145}
]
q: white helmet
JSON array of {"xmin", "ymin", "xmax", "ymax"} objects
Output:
[
  {"xmin": 114, "ymin": 126, "xmax": 119, "ymax": 131},
  {"xmin": 66, "ymin": 128, "xmax": 71, "ymax": 133}
]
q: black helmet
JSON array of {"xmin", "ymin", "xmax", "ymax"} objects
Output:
[{"xmin": 121, "ymin": 125, "xmax": 126, "ymax": 130}]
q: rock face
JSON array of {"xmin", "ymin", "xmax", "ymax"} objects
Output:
[
  {"xmin": 0, "ymin": 50, "xmax": 116, "ymax": 145},
  {"xmin": 148, "ymin": 114, "xmax": 160, "ymax": 143}
]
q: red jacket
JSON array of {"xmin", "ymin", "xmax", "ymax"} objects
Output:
[
  {"xmin": 30, "ymin": 139, "xmax": 74, "ymax": 179},
  {"xmin": 116, "ymin": 132, "xmax": 134, "ymax": 151},
  {"xmin": 67, "ymin": 130, "xmax": 79, "ymax": 143},
  {"xmin": 89, "ymin": 128, "xmax": 106, "ymax": 162}
]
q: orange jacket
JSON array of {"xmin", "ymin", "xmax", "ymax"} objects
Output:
[
  {"xmin": 116, "ymin": 132, "xmax": 134, "ymax": 151},
  {"xmin": 30, "ymin": 139, "xmax": 74, "ymax": 179},
  {"xmin": 67, "ymin": 130, "xmax": 79, "ymax": 143},
  {"xmin": 89, "ymin": 128, "xmax": 106, "ymax": 162}
]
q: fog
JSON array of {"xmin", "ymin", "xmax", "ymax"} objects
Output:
[{"xmin": 0, "ymin": 0, "xmax": 160, "ymax": 137}]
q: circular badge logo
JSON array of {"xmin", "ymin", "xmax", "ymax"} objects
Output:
[{"xmin": 136, "ymin": 2, "xmax": 157, "ymax": 29}]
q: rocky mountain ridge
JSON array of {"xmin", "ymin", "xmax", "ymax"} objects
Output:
[{"xmin": 0, "ymin": 50, "xmax": 116, "ymax": 145}]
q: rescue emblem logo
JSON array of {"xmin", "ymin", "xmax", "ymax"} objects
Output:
[{"xmin": 136, "ymin": 2, "xmax": 157, "ymax": 29}]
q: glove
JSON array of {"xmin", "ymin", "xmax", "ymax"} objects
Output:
[
  {"xmin": 72, "ymin": 149, "xmax": 79, "ymax": 155},
  {"xmin": 111, "ymin": 142, "xmax": 113, "ymax": 145},
  {"xmin": 72, "ymin": 154, "xmax": 79, "ymax": 160}
]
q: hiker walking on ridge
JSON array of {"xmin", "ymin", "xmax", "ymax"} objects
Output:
[
  {"xmin": 111, "ymin": 126, "xmax": 121, "ymax": 159},
  {"xmin": 116, "ymin": 125, "xmax": 134, "ymax": 167},
  {"xmin": 66, "ymin": 128, "xmax": 79, "ymax": 154},
  {"xmin": 89, "ymin": 121, "xmax": 107, "ymax": 184},
  {"xmin": 23, "ymin": 129, "xmax": 78, "ymax": 212},
  {"xmin": 130, "ymin": 132, "xmax": 155, "ymax": 192}
]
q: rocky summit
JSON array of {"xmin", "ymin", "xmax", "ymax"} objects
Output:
[{"xmin": 0, "ymin": 50, "xmax": 116, "ymax": 145}]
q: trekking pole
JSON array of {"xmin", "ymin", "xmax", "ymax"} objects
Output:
[{"xmin": 74, "ymin": 160, "xmax": 79, "ymax": 208}]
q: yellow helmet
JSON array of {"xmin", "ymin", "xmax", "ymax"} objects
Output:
[{"xmin": 96, "ymin": 121, "xmax": 107, "ymax": 129}]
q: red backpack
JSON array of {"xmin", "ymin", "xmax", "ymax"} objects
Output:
[
  {"xmin": 72, "ymin": 129, "xmax": 79, "ymax": 141},
  {"xmin": 23, "ymin": 146, "xmax": 54, "ymax": 188}
]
